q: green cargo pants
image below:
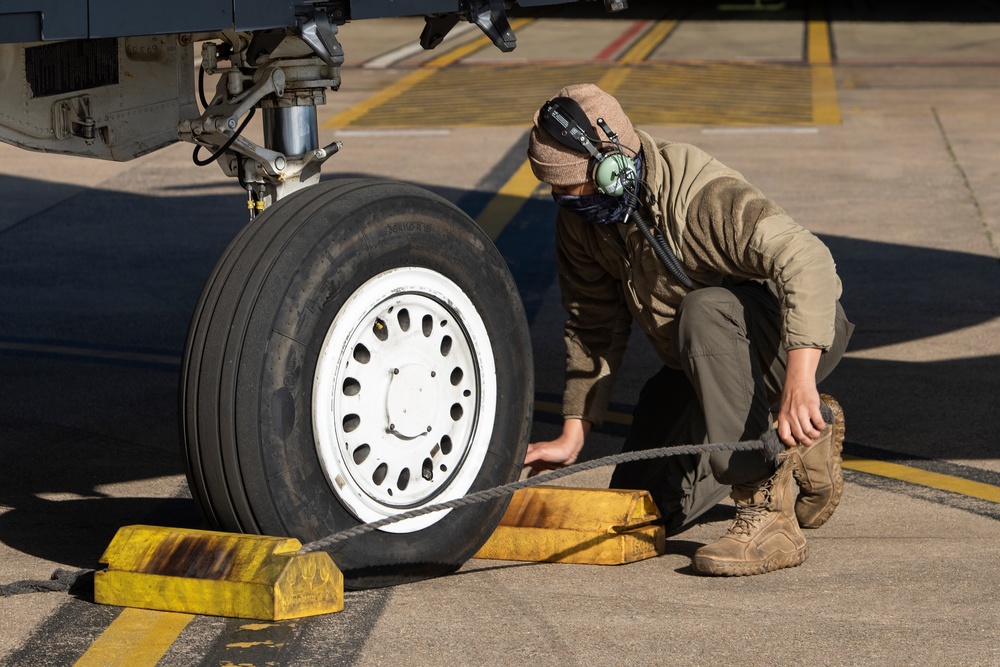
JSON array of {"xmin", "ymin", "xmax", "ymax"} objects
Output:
[{"xmin": 609, "ymin": 281, "xmax": 854, "ymax": 536}]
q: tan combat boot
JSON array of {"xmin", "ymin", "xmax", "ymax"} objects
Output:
[
  {"xmin": 691, "ymin": 457, "xmax": 807, "ymax": 576},
  {"xmin": 788, "ymin": 394, "xmax": 845, "ymax": 528}
]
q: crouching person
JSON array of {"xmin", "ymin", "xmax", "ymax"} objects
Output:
[{"xmin": 523, "ymin": 83, "xmax": 854, "ymax": 575}]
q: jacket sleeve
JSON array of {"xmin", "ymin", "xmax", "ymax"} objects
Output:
[
  {"xmin": 555, "ymin": 209, "xmax": 633, "ymax": 426},
  {"xmin": 684, "ymin": 176, "xmax": 842, "ymax": 351}
]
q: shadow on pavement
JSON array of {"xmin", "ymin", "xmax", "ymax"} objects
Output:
[{"xmin": 0, "ymin": 175, "xmax": 997, "ymax": 569}]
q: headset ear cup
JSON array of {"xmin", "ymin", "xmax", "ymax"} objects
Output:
[{"xmin": 594, "ymin": 153, "xmax": 635, "ymax": 197}]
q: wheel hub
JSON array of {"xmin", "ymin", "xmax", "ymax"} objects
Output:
[
  {"xmin": 386, "ymin": 364, "xmax": 438, "ymax": 438},
  {"xmin": 312, "ymin": 267, "xmax": 497, "ymax": 532}
]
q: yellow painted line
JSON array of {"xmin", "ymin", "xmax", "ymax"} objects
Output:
[
  {"xmin": 616, "ymin": 19, "xmax": 677, "ymax": 64},
  {"xmin": 843, "ymin": 455, "xmax": 1000, "ymax": 504},
  {"xmin": 535, "ymin": 400, "xmax": 633, "ymax": 427},
  {"xmin": 73, "ymin": 608, "xmax": 194, "ymax": 667},
  {"xmin": 322, "ymin": 18, "xmax": 535, "ymax": 129},
  {"xmin": 534, "ymin": 401, "xmax": 1000, "ymax": 504},
  {"xmin": 476, "ymin": 159, "xmax": 542, "ymax": 241},
  {"xmin": 806, "ymin": 18, "xmax": 832, "ymax": 65},
  {"xmin": 807, "ymin": 2, "xmax": 841, "ymax": 124}
]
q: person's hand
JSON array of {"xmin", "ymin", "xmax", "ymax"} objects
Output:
[
  {"xmin": 777, "ymin": 347, "xmax": 826, "ymax": 447},
  {"xmin": 523, "ymin": 418, "xmax": 590, "ymax": 477}
]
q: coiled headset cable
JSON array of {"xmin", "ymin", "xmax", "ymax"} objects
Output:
[{"xmin": 623, "ymin": 186, "xmax": 694, "ymax": 289}]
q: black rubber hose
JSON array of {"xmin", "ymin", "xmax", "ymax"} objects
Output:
[
  {"xmin": 192, "ymin": 107, "xmax": 257, "ymax": 167},
  {"xmin": 626, "ymin": 195, "xmax": 693, "ymax": 289}
]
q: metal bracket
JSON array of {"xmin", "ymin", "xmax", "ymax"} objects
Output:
[
  {"xmin": 231, "ymin": 139, "xmax": 342, "ymax": 206},
  {"xmin": 52, "ymin": 96, "xmax": 96, "ymax": 143},
  {"xmin": 468, "ymin": 0, "xmax": 516, "ymax": 53},
  {"xmin": 420, "ymin": 15, "xmax": 461, "ymax": 50},
  {"xmin": 298, "ymin": 9, "xmax": 345, "ymax": 66}
]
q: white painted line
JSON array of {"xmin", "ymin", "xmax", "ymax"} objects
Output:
[
  {"xmin": 363, "ymin": 22, "xmax": 479, "ymax": 69},
  {"xmin": 701, "ymin": 127, "xmax": 820, "ymax": 135}
]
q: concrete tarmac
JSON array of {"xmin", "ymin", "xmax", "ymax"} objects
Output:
[{"xmin": 1, "ymin": 1, "xmax": 998, "ymax": 665}]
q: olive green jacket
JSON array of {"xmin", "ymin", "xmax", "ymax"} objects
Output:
[{"xmin": 557, "ymin": 130, "xmax": 843, "ymax": 426}]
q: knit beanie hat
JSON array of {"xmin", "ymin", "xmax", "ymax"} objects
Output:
[{"xmin": 527, "ymin": 83, "xmax": 640, "ymax": 187}]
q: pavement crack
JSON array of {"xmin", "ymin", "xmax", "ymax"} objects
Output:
[
  {"xmin": 0, "ymin": 186, "xmax": 89, "ymax": 238},
  {"xmin": 932, "ymin": 106, "xmax": 1000, "ymax": 261}
]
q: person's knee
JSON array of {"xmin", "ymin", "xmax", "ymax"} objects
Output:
[
  {"xmin": 709, "ymin": 449, "xmax": 775, "ymax": 486},
  {"xmin": 674, "ymin": 287, "xmax": 742, "ymax": 356}
]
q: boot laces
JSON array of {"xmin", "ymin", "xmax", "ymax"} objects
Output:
[{"xmin": 728, "ymin": 486, "xmax": 774, "ymax": 536}]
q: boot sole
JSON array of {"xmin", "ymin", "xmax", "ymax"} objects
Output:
[
  {"xmin": 796, "ymin": 394, "xmax": 845, "ymax": 529},
  {"xmin": 692, "ymin": 544, "xmax": 809, "ymax": 576}
]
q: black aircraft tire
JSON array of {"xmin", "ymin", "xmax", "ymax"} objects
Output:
[{"xmin": 180, "ymin": 179, "xmax": 533, "ymax": 588}]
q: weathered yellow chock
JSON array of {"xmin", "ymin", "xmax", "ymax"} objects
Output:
[
  {"xmin": 473, "ymin": 486, "xmax": 665, "ymax": 565},
  {"xmin": 94, "ymin": 525, "xmax": 343, "ymax": 620}
]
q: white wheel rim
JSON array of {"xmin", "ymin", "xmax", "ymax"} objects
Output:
[{"xmin": 312, "ymin": 267, "xmax": 497, "ymax": 533}]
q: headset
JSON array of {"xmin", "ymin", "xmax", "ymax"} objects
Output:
[
  {"xmin": 538, "ymin": 97, "xmax": 637, "ymax": 197},
  {"xmin": 538, "ymin": 97, "xmax": 694, "ymax": 288}
]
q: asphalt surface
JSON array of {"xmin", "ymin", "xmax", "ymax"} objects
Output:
[{"xmin": 1, "ymin": 1, "xmax": 999, "ymax": 665}]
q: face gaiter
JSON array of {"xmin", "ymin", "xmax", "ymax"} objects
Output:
[
  {"xmin": 551, "ymin": 191, "xmax": 628, "ymax": 225},
  {"xmin": 551, "ymin": 152, "xmax": 643, "ymax": 225}
]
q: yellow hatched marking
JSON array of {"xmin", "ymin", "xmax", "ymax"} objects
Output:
[
  {"xmin": 595, "ymin": 66, "xmax": 631, "ymax": 95},
  {"xmin": 341, "ymin": 64, "xmax": 611, "ymax": 128},
  {"xmin": 339, "ymin": 61, "xmax": 820, "ymax": 128},
  {"xmin": 843, "ymin": 455, "xmax": 1000, "ymax": 504},
  {"xmin": 620, "ymin": 62, "xmax": 813, "ymax": 126},
  {"xmin": 322, "ymin": 17, "xmax": 535, "ymax": 128},
  {"xmin": 73, "ymin": 608, "xmax": 194, "ymax": 667}
]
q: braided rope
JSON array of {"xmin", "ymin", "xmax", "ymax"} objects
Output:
[
  {"xmin": 0, "ymin": 568, "xmax": 91, "ymax": 598},
  {"xmin": 2, "ymin": 414, "xmax": 823, "ymax": 595},
  {"xmin": 297, "ymin": 429, "xmax": 785, "ymax": 553}
]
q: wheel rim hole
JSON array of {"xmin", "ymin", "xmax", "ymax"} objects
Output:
[
  {"xmin": 440, "ymin": 335, "xmax": 452, "ymax": 356},
  {"xmin": 463, "ymin": 389, "xmax": 471, "ymax": 397},
  {"xmin": 372, "ymin": 462, "xmax": 387, "ymax": 485},
  {"xmin": 353, "ymin": 344, "xmax": 371, "ymax": 364},
  {"xmin": 343, "ymin": 414, "xmax": 360, "ymax": 433},
  {"xmin": 397, "ymin": 468, "xmax": 410, "ymax": 491},
  {"xmin": 450, "ymin": 367, "xmax": 463, "ymax": 386},
  {"xmin": 352, "ymin": 444, "xmax": 370, "ymax": 465},
  {"xmin": 450, "ymin": 404, "xmax": 463, "ymax": 421},
  {"xmin": 397, "ymin": 308, "xmax": 410, "ymax": 332},
  {"xmin": 343, "ymin": 377, "xmax": 361, "ymax": 396},
  {"xmin": 373, "ymin": 318, "xmax": 388, "ymax": 341},
  {"xmin": 422, "ymin": 314, "xmax": 433, "ymax": 337},
  {"xmin": 441, "ymin": 435, "xmax": 453, "ymax": 455},
  {"xmin": 422, "ymin": 458, "xmax": 433, "ymax": 481}
]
